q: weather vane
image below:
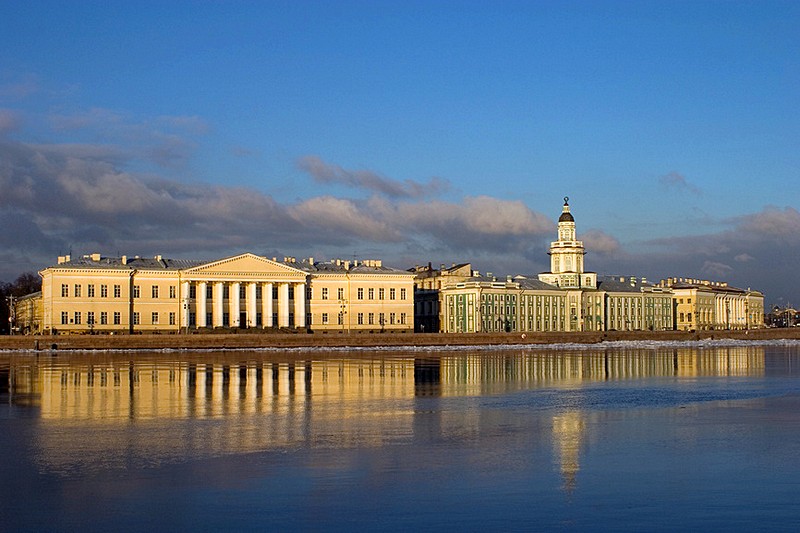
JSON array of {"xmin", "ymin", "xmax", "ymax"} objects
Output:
[{"xmin": 564, "ymin": 196, "xmax": 569, "ymax": 204}]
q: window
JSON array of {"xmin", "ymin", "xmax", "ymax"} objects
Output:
[
  {"xmin": 322, "ymin": 313, "xmax": 329, "ymax": 324},
  {"xmin": 357, "ymin": 288, "xmax": 364, "ymax": 300},
  {"xmin": 133, "ymin": 285, "xmax": 140, "ymax": 298},
  {"xmin": 687, "ymin": 313, "xmax": 692, "ymax": 322},
  {"xmin": 357, "ymin": 313, "xmax": 364, "ymax": 325},
  {"xmin": 114, "ymin": 285, "xmax": 121, "ymax": 298},
  {"xmin": 400, "ymin": 313, "xmax": 406, "ymax": 325},
  {"xmin": 61, "ymin": 284, "xmax": 68, "ymax": 297},
  {"xmin": 74, "ymin": 311, "xmax": 81, "ymax": 325},
  {"xmin": 338, "ymin": 312, "xmax": 344, "ymax": 325},
  {"xmin": 152, "ymin": 286, "xmax": 159, "ymax": 298},
  {"xmin": 240, "ymin": 285, "xmax": 246, "ymax": 299},
  {"xmin": 170, "ymin": 286, "xmax": 176, "ymax": 299},
  {"xmin": 306, "ymin": 287, "xmax": 312, "ymax": 300},
  {"xmin": 88, "ymin": 284, "xmax": 95, "ymax": 298},
  {"xmin": 368, "ymin": 288, "xmax": 374, "ymax": 300},
  {"xmin": 368, "ymin": 313, "xmax": 374, "ymax": 325},
  {"xmin": 379, "ymin": 312, "xmax": 385, "ymax": 325},
  {"xmin": 169, "ymin": 312, "xmax": 176, "ymax": 325},
  {"xmin": 133, "ymin": 312, "xmax": 140, "ymax": 325},
  {"xmin": 100, "ymin": 284, "xmax": 108, "ymax": 298},
  {"xmin": 87, "ymin": 312, "xmax": 95, "ymax": 325},
  {"xmin": 113, "ymin": 312, "xmax": 121, "ymax": 325},
  {"xmin": 390, "ymin": 313, "xmax": 396, "ymax": 324},
  {"xmin": 322, "ymin": 288, "xmax": 328, "ymax": 300},
  {"xmin": 390, "ymin": 288, "xmax": 396, "ymax": 300},
  {"xmin": 152, "ymin": 312, "xmax": 159, "ymax": 324},
  {"xmin": 401, "ymin": 288, "xmax": 407, "ymax": 300},
  {"xmin": 207, "ymin": 285, "xmax": 213, "ymax": 299},
  {"xmin": 337, "ymin": 288, "xmax": 344, "ymax": 300},
  {"xmin": 74, "ymin": 284, "xmax": 81, "ymax": 297},
  {"xmin": 379, "ymin": 288, "xmax": 385, "ymax": 300},
  {"xmin": 61, "ymin": 311, "xmax": 68, "ymax": 325},
  {"xmin": 687, "ymin": 298, "xmax": 692, "ymax": 304},
  {"xmin": 100, "ymin": 312, "xmax": 108, "ymax": 325}
]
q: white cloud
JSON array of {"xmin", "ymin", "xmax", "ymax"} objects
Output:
[{"xmin": 298, "ymin": 155, "xmax": 450, "ymax": 199}]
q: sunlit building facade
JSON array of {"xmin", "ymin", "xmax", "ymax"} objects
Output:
[
  {"xmin": 438, "ymin": 199, "xmax": 674, "ymax": 333},
  {"xmin": 38, "ymin": 253, "xmax": 415, "ymax": 334},
  {"xmin": 660, "ymin": 278, "xmax": 764, "ymax": 331}
]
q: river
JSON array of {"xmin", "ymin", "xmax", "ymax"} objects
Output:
[{"xmin": 2, "ymin": 342, "xmax": 800, "ymax": 531}]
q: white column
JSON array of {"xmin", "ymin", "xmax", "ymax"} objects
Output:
[
  {"xmin": 279, "ymin": 282, "xmax": 290, "ymax": 328},
  {"xmin": 180, "ymin": 281, "xmax": 190, "ymax": 328},
  {"xmin": 230, "ymin": 282, "xmax": 241, "ymax": 327},
  {"xmin": 263, "ymin": 282, "xmax": 273, "ymax": 328},
  {"xmin": 294, "ymin": 282, "xmax": 306, "ymax": 328},
  {"xmin": 247, "ymin": 282, "xmax": 257, "ymax": 328},
  {"xmin": 213, "ymin": 282, "xmax": 224, "ymax": 328},
  {"xmin": 197, "ymin": 281, "xmax": 207, "ymax": 327}
]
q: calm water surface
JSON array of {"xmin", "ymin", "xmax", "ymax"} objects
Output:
[{"xmin": 2, "ymin": 343, "xmax": 800, "ymax": 531}]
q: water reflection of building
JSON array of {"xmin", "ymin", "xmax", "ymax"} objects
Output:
[
  {"xmin": 0, "ymin": 347, "xmax": 766, "ymax": 473},
  {"xmin": 552, "ymin": 411, "xmax": 585, "ymax": 494},
  {"xmin": 4, "ymin": 347, "xmax": 766, "ymax": 415},
  {"xmin": 434, "ymin": 347, "xmax": 764, "ymax": 397}
]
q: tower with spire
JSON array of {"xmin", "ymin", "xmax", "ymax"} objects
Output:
[{"xmin": 538, "ymin": 197, "xmax": 597, "ymax": 289}]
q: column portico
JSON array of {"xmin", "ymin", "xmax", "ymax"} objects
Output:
[
  {"xmin": 294, "ymin": 282, "xmax": 306, "ymax": 328},
  {"xmin": 279, "ymin": 282, "xmax": 290, "ymax": 328},
  {"xmin": 230, "ymin": 282, "xmax": 241, "ymax": 327},
  {"xmin": 263, "ymin": 282, "xmax": 273, "ymax": 328},
  {"xmin": 247, "ymin": 282, "xmax": 257, "ymax": 327},
  {"xmin": 213, "ymin": 281, "xmax": 224, "ymax": 328},
  {"xmin": 197, "ymin": 281, "xmax": 207, "ymax": 327}
]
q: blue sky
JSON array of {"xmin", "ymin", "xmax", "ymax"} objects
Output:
[{"xmin": 1, "ymin": 1, "xmax": 799, "ymax": 306}]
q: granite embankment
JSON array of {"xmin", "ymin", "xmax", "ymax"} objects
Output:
[{"xmin": 1, "ymin": 328, "xmax": 799, "ymax": 352}]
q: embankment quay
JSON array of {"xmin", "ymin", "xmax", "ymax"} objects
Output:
[{"xmin": 1, "ymin": 329, "xmax": 800, "ymax": 352}]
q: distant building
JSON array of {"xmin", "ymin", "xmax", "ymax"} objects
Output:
[
  {"xmin": 12, "ymin": 291, "xmax": 43, "ymax": 335},
  {"xmin": 434, "ymin": 197, "xmax": 764, "ymax": 333},
  {"xmin": 658, "ymin": 278, "xmax": 764, "ymax": 331},
  {"xmin": 36, "ymin": 253, "xmax": 415, "ymax": 335},
  {"xmin": 410, "ymin": 262, "xmax": 474, "ymax": 332}
]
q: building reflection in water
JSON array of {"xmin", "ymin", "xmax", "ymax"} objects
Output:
[
  {"xmin": 552, "ymin": 411, "xmax": 585, "ymax": 494},
  {"xmin": 0, "ymin": 346, "xmax": 768, "ymax": 479}
]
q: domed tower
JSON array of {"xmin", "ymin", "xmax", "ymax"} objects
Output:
[{"xmin": 539, "ymin": 197, "xmax": 596, "ymax": 289}]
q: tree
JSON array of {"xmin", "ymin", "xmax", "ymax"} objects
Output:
[{"xmin": 11, "ymin": 272, "xmax": 41, "ymax": 297}]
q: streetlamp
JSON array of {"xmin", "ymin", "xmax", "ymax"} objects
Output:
[
  {"xmin": 6, "ymin": 295, "xmax": 16, "ymax": 335},
  {"xmin": 183, "ymin": 297, "xmax": 191, "ymax": 334}
]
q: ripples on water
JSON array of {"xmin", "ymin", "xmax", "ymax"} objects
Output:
[{"xmin": 2, "ymin": 342, "xmax": 800, "ymax": 531}]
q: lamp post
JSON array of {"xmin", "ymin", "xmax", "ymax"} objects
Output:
[
  {"xmin": 6, "ymin": 295, "xmax": 16, "ymax": 335},
  {"xmin": 183, "ymin": 297, "xmax": 191, "ymax": 334}
]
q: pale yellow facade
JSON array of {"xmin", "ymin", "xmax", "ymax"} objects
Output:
[
  {"xmin": 661, "ymin": 278, "xmax": 765, "ymax": 331},
  {"xmin": 37, "ymin": 253, "xmax": 414, "ymax": 334},
  {"xmin": 13, "ymin": 291, "xmax": 43, "ymax": 335}
]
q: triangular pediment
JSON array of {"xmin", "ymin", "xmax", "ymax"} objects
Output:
[{"xmin": 183, "ymin": 253, "xmax": 306, "ymax": 278}]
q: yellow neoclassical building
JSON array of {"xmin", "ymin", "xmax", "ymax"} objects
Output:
[
  {"xmin": 38, "ymin": 252, "xmax": 415, "ymax": 334},
  {"xmin": 431, "ymin": 198, "xmax": 766, "ymax": 333},
  {"xmin": 659, "ymin": 277, "xmax": 764, "ymax": 331},
  {"xmin": 437, "ymin": 199, "xmax": 675, "ymax": 333}
]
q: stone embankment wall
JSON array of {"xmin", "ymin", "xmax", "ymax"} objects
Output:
[{"xmin": 1, "ymin": 328, "xmax": 799, "ymax": 352}]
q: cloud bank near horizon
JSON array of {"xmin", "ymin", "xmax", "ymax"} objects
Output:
[{"xmin": 0, "ymin": 111, "xmax": 796, "ymax": 303}]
